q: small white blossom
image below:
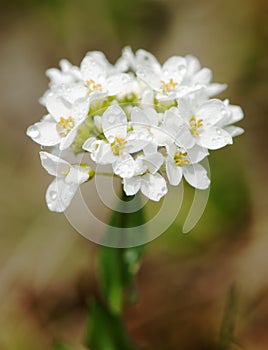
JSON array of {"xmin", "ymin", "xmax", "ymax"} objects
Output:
[
  {"xmin": 40, "ymin": 152, "xmax": 92, "ymax": 212},
  {"xmin": 27, "ymin": 94, "xmax": 90, "ymax": 150}
]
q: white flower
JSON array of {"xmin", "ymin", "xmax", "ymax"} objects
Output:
[
  {"xmin": 27, "ymin": 94, "xmax": 89, "ymax": 150},
  {"xmin": 123, "ymin": 149, "xmax": 167, "ymax": 201},
  {"xmin": 137, "ymin": 54, "xmax": 226, "ymax": 101},
  {"xmin": 83, "ymin": 105, "xmax": 148, "ymax": 178},
  {"xmin": 80, "ymin": 54, "xmax": 131, "ymax": 98},
  {"xmin": 178, "ymin": 97, "xmax": 233, "ymax": 150},
  {"xmin": 40, "ymin": 152, "xmax": 92, "ymax": 212},
  {"xmin": 165, "ymin": 144, "xmax": 210, "ymax": 189}
]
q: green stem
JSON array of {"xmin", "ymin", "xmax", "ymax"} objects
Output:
[{"xmin": 85, "ymin": 188, "xmax": 145, "ymax": 350}]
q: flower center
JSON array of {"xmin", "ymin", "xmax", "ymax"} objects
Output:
[
  {"xmin": 160, "ymin": 78, "xmax": 178, "ymax": 93},
  {"xmin": 86, "ymin": 79, "xmax": 103, "ymax": 93},
  {"xmin": 57, "ymin": 116, "xmax": 75, "ymax": 137},
  {"xmin": 111, "ymin": 137, "xmax": 127, "ymax": 156},
  {"xmin": 174, "ymin": 151, "xmax": 190, "ymax": 166},
  {"xmin": 189, "ymin": 116, "xmax": 203, "ymax": 137}
]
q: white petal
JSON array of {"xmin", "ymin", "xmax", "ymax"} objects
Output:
[
  {"xmin": 112, "ymin": 155, "xmax": 136, "ymax": 178},
  {"xmin": 136, "ymin": 66, "xmax": 162, "ymax": 90},
  {"xmin": 141, "ymin": 173, "xmax": 167, "ymax": 201},
  {"xmin": 102, "ymin": 105, "xmax": 127, "ymax": 140},
  {"xmin": 46, "ymin": 93, "xmax": 71, "ymax": 120},
  {"xmin": 65, "ymin": 165, "xmax": 90, "ymax": 184},
  {"xmin": 80, "ymin": 55, "xmax": 106, "ymax": 82},
  {"xmin": 142, "ymin": 152, "xmax": 164, "ymax": 173},
  {"xmin": 131, "ymin": 107, "xmax": 158, "ymax": 128},
  {"xmin": 82, "ymin": 137, "xmax": 99, "ymax": 152},
  {"xmin": 199, "ymin": 127, "xmax": 233, "ymax": 150},
  {"xmin": 106, "ymin": 74, "xmax": 132, "ymax": 95},
  {"xmin": 123, "ymin": 177, "xmax": 141, "ymax": 196},
  {"xmin": 205, "ymin": 83, "xmax": 227, "ymax": 97},
  {"xmin": 185, "ymin": 55, "xmax": 201, "ymax": 75},
  {"xmin": 227, "ymin": 105, "xmax": 244, "ymax": 124},
  {"xmin": 94, "ymin": 142, "xmax": 117, "ymax": 164},
  {"xmin": 196, "ymin": 99, "xmax": 225, "ymax": 127},
  {"xmin": 183, "ymin": 164, "xmax": 210, "ymax": 189},
  {"xmin": 224, "ymin": 126, "xmax": 244, "ymax": 137},
  {"xmin": 193, "ymin": 68, "xmax": 212, "ymax": 85},
  {"xmin": 59, "ymin": 125, "xmax": 79, "ymax": 150},
  {"xmin": 45, "ymin": 178, "xmax": 79, "ymax": 212},
  {"xmin": 39, "ymin": 151, "xmax": 70, "ymax": 177},
  {"xmin": 162, "ymin": 56, "xmax": 186, "ymax": 83},
  {"xmin": 71, "ymin": 98, "xmax": 90, "ymax": 123},
  {"xmin": 166, "ymin": 158, "xmax": 183, "ymax": 186},
  {"xmin": 27, "ymin": 121, "xmax": 60, "ymax": 146},
  {"xmin": 186, "ymin": 145, "xmax": 209, "ymax": 163}
]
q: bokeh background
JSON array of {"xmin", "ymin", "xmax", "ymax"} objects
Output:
[{"xmin": 0, "ymin": 0, "xmax": 268, "ymax": 349}]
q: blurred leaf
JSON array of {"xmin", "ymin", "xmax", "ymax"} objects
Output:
[{"xmin": 85, "ymin": 300, "xmax": 136, "ymax": 350}]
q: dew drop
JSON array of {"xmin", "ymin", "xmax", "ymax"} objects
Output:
[
  {"xmin": 108, "ymin": 115, "xmax": 115, "ymax": 123},
  {"xmin": 50, "ymin": 191, "xmax": 57, "ymax": 201},
  {"xmin": 27, "ymin": 125, "xmax": 40, "ymax": 138},
  {"xmin": 216, "ymin": 129, "xmax": 222, "ymax": 135}
]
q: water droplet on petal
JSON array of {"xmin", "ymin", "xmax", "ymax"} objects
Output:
[
  {"xmin": 216, "ymin": 129, "xmax": 222, "ymax": 135},
  {"xmin": 50, "ymin": 191, "xmax": 57, "ymax": 201},
  {"xmin": 122, "ymin": 76, "xmax": 129, "ymax": 83},
  {"xmin": 28, "ymin": 125, "xmax": 40, "ymax": 138},
  {"xmin": 108, "ymin": 115, "xmax": 115, "ymax": 123}
]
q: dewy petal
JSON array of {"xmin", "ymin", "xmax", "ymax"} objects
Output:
[
  {"xmin": 166, "ymin": 158, "xmax": 183, "ymax": 186},
  {"xmin": 183, "ymin": 164, "xmax": 210, "ymax": 190},
  {"xmin": 162, "ymin": 56, "xmax": 186, "ymax": 83},
  {"xmin": 141, "ymin": 173, "xmax": 167, "ymax": 201},
  {"xmin": 112, "ymin": 154, "xmax": 136, "ymax": 178},
  {"xmin": 136, "ymin": 66, "xmax": 162, "ymax": 91},
  {"xmin": 71, "ymin": 98, "xmax": 90, "ymax": 123},
  {"xmin": 80, "ymin": 55, "xmax": 106, "ymax": 82},
  {"xmin": 65, "ymin": 165, "xmax": 90, "ymax": 184},
  {"xmin": 39, "ymin": 151, "xmax": 70, "ymax": 177},
  {"xmin": 27, "ymin": 120, "xmax": 60, "ymax": 146},
  {"xmin": 106, "ymin": 74, "xmax": 132, "ymax": 95},
  {"xmin": 199, "ymin": 127, "xmax": 233, "ymax": 150},
  {"xmin": 123, "ymin": 176, "xmax": 141, "ymax": 196},
  {"xmin": 196, "ymin": 99, "xmax": 225, "ymax": 127},
  {"xmin": 46, "ymin": 93, "xmax": 71, "ymax": 121},
  {"xmin": 45, "ymin": 178, "xmax": 79, "ymax": 212},
  {"xmin": 102, "ymin": 105, "xmax": 128, "ymax": 140}
]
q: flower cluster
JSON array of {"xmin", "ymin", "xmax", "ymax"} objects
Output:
[{"xmin": 27, "ymin": 47, "xmax": 244, "ymax": 212}]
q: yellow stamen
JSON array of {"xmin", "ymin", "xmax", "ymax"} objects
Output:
[
  {"xmin": 86, "ymin": 79, "xmax": 103, "ymax": 94},
  {"xmin": 189, "ymin": 116, "xmax": 203, "ymax": 137},
  {"xmin": 174, "ymin": 151, "xmax": 190, "ymax": 166},
  {"xmin": 160, "ymin": 78, "xmax": 178, "ymax": 93},
  {"xmin": 57, "ymin": 116, "xmax": 75, "ymax": 137},
  {"xmin": 111, "ymin": 137, "xmax": 127, "ymax": 156}
]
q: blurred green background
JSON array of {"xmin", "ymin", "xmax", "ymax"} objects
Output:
[{"xmin": 0, "ymin": 0, "xmax": 267, "ymax": 349}]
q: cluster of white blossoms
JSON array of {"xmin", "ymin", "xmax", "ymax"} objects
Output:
[{"xmin": 27, "ymin": 47, "xmax": 244, "ymax": 212}]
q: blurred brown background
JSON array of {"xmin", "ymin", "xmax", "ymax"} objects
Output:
[{"xmin": 0, "ymin": 0, "xmax": 268, "ymax": 349}]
